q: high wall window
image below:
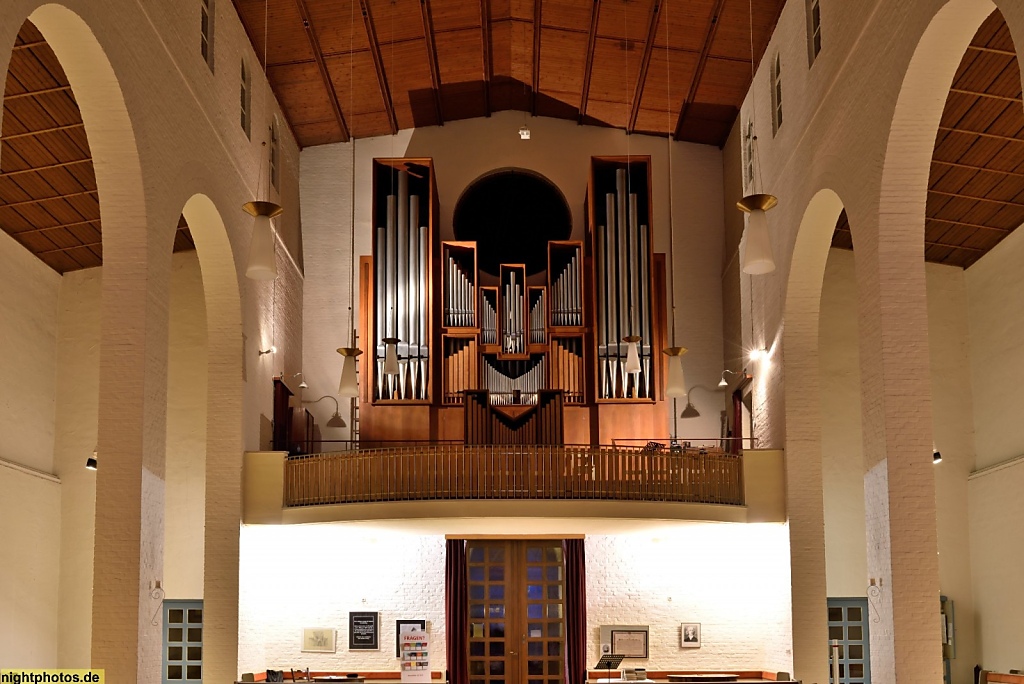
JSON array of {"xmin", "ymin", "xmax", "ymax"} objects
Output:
[
  {"xmin": 200, "ymin": 0, "xmax": 215, "ymax": 70},
  {"xmin": 163, "ymin": 600, "xmax": 203, "ymax": 683},
  {"xmin": 806, "ymin": 0, "xmax": 822, "ymax": 65},
  {"xmin": 270, "ymin": 117, "xmax": 280, "ymax": 190},
  {"xmin": 744, "ymin": 119, "xmax": 755, "ymax": 191},
  {"xmin": 771, "ymin": 53, "xmax": 783, "ymax": 135},
  {"xmin": 240, "ymin": 59, "xmax": 251, "ymax": 138}
]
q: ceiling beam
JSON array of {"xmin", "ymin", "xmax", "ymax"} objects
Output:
[
  {"xmin": 532, "ymin": 0, "xmax": 543, "ymax": 116},
  {"xmin": 0, "ymin": 158, "xmax": 91, "ymax": 178},
  {"xmin": 927, "ymin": 216, "xmax": 1014, "ymax": 233},
  {"xmin": 359, "ymin": 0, "xmax": 399, "ymax": 135},
  {"xmin": 293, "ymin": 0, "xmax": 351, "ymax": 142},
  {"xmin": 938, "ymin": 125, "xmax": 1024, "ymax": 143},
  {"xmin": 949, "ymin": 87, "xmax": 1022, "ymax": 103},
  {"xmin": 673, "ymin": 0, "xmax": 727, "ymax": 140},
  {"xmin": 578, "ymin": 0, "xmax": 600, "ymax": 123},
  {"xmin": 929, "ymin": 188, "xmax": 1024, "ymax": 208},
  {"xmin": 628, "ymin": 0, "xmax": 664, "ymax": 133},
  {"xmin": 967, "ymin": 44, "xmax": 1016, "ymax": 57},
  {"xmin": 923, "ymin": 240, "xmax": 988, "ymax": 253},
  {"xmin": 37, "ymin": 241, "xmax": 102, "ymax": 256},
  {"xmin": 419, "ymin": 0, "xmax": 445, "ymax": 126},
  {"xmin": 8, "ymin": 218, "xmax": 100, "ymax": 236},
  {"xmin": 3, "ymin": 85, "xmax": 73, "ymax": 101},
  {"xmin": 931, "ymin": 158, "xmax": 1024, "ymax": 178},
  {"xmin": 12, "ymin": 40, "xmax": 47, "ymax": 51},
  {"xmin": 0, "ymin": 122, "xmax": 85, "ymax": 141},
  {"xmin": 481, "ymin": 0, "xmax": 492, "ymax": 116},
  {"xmin": 0, "ymin": 189, "xmax": 97, "ymax": 209}
]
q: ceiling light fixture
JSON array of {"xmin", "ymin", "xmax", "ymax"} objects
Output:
[
  {"xmin": 623, "ymin": 335, "xmax": 642, "ymax": 375},
  {"xmin": 244, "ymin": 0, "xmax": 282, "ymax": 280},
  {"xmin": 663, "ymin": 347, "xmax": 688, "ymax": 396},
  {"xmin": 337, "ymin": 346, "xmax": 362, "ymax": 395},
  {"xmin": 303, "ymin": 395, "xmax": 347, "ymax": 428}
]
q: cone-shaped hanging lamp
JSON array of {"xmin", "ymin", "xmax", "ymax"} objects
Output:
[
  {"xmin": 663, "ymin": 347, "xmax": 688, "ymax": 397},
  {"xmin": 737, "ymin": 193, "xmax": 777, "ymax": 275},
  {"xmin": 623, "ymin": 336, "xmax": 642, "ymax": 375},
  {"xmin": 243, "ymin": 201, "xmax": 283, "ymax": 280},
  {"xmin": 382, "ymin": 338, "xmax": 400, "ymax": 376},
  {"xmin": 337, "ymin": 347, "xmax": 363, "ymax": 396}
]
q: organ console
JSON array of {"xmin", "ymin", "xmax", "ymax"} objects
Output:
[{"xmin": 359, "ymin": 156, "xmax": 667, "ymax": 445}]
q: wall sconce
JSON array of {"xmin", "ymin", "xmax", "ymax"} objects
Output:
[
  {"xmin": 679, "ymin": 384, "xmax": 723, "ymax": 419},
  {"xmin": 259, "ymin": 345, "xmax": 277, "ymax": 356},
  {"xmin": 663, "ymin": 347, "xmax": 688, "ymax": 397},
  {"xmin": 302, "ymin": 395, "xmax": 346, "ymax": 428},
  {"xmin": 85, "ymin": 447, "xmax": 98, "ymax": 470},
  {"xmin": 290, "ymin": 373, "xmax": 308, "ymax": 389},
  {"xmin": 718, "ymin": 369, "xmax": 749, "ymax": 388},
  {"xmin": 748, "ymin": 347, "xmax": 769, "ymax": 363},
  {"xmin": 243, "ymin": 201, "xmax": 283, "ymax": 280},
  {"xmin": 933, "ymin": 446, "xmax": 942, "ymax": 464}
]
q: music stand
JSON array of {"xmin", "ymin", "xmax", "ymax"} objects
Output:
[{"xmin": 594, "ymin": 654, "xmax": 626, "ymax": 684}]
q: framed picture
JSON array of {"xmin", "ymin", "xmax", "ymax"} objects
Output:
[
  {"xmin": 302, "ymin": 628, "xmax": 336, "ymax": 653},
  {"xmin": 396, "ymin": 619, "xmax": 427, "ymax": 656},
  {"xmin": 680, "ymin": 623, "xmax": 701, "ymax": 648},
  {"xmin": 349, "ymin": 611, "xmax": 380, "ymax": 650},
  {"xmin": 610, "ymin": 629, "xmax": 649, "ymax": 659}
]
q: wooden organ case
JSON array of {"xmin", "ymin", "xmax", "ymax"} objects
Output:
[{"xmin": 359, "ymin": 157, "xmax": 669, "ymax": 445}]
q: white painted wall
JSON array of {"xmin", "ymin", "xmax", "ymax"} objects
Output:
[
  {"xmin": 300, "ymin": 113, "xmax": 726, "ymax": 442},
  {"xmin": 237, "ymin": 523, "xmax": 793, "ymax": 675},
  {"xmin": 817, "ymin": 248, "xmax": 978, "ymax": 682},
  {"xmin": 965, "ymin": 225, "xmax": 1024, "ymax": 671}
]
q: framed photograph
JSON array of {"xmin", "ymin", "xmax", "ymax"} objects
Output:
[
  {"xmin": 349, "ymin": 611, "xmax": 380, "ymax": 650},
  {"xmin": 680, "ymin": 623, "xmax": 701, "ymax": 648},
  {"xmin": 302, "ymin": 628, "xmax": 336, "ymax": 653},
  {"xmin": 396, "ymin": 619, "xmax": 427, "ymax": 656},
  {"xmin": 610, "ymin": 629, "xmax": 649, "ymax": 659}
]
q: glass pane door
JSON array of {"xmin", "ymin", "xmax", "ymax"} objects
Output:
[
  {"xmin": 468, "ymin": 541, "xmax": 565, "ymax": 684},
  {"xmin": 828, "ymin": 598, "xmax": 870, "ymax": 684}
]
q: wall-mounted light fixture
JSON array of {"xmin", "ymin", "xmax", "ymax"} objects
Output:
[
  {"xmin": 302, "ymin": 395, "xmax": 346, "ymax": 428},
  {"xmin": 258, "ymin": 345, "xmax": 277, "ymax": 356},
  {"xmin": 85, "ymin": 447, "xmax": 98, "ymax": 470},
  {"xmin": 933, "ymin": 447, "xmax": 942, "ymax": 464},
  {"xmin": 679, "ymin": 385, "xmax": 723, "ymax": 419},
  {"xmin": 718, "ymin": 369, "xmax": 750, "ymax": 388},
  {"xmin": 290, "ymin": 372, "xmax": 308, "ymax": 389}
]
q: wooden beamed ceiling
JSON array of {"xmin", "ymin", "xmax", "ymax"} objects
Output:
[
  {"xmin": 233, "ymin": 0, "xmax": 785, "ymax": 147},
  {"xmin": 0, "ymin": 21, "xmax": 194, "ymax": 274},
  {"xmin": 832, "ymin": 10, "xmax": 1024, "ymax": 270}
]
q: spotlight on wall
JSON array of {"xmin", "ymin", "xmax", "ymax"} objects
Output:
[
  {"xmin": 303, "ymin": 395, "xmax": 347, "ymax": 428},
  {"xmin": 259, "ymin": 345, "xmax": 277, "ymax": 356},
  {"xmin": 85, "ymin": 448, "xmax": 98, "ymax": 471},
  {"xmin": 518, "ymin": 125, "xmax": 531, "ymax": 140},
  {"xmin": 933, "ymin": 449, "xmax": 942, "ymax": 464},
  {"xmin": 749, "ymin": 348, "xmax": 767, "ymax": 363},
  {"xmin": 718, "ymin": 369, "xmax": 748, "ymax": 388}
]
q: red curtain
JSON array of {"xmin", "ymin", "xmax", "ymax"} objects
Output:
[
  {"xmin": 563, "ymin": 539, "xmax": 587, "ymax": 684},
  {"xmin": 445, "ymin": 539, "xmax": 469, "ymax": 684}
]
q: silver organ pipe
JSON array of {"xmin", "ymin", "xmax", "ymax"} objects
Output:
[
  {"xmin": 595, "ymin": 167, "xmax": 653, "ymax": 399},
  {"xmin": 481, "ymin": 290, "xmax": 497, "ymax": 345},
  {"xmin": 551, "ymin": 250, "xmax": 582, "ymax": 327},
  {"xmin": 530, "ymin": 290, "xmax": 545, "ymax": 344},
  {"xmin": 484, "ymin": 357, "xmax": 544, "ymax": 406},
  {"xmin": 376, "ymin": 171, "xmax": 429, "ymax": 401},
  {"xmin": 502, "ymin": 270, "xmax": 524, "ymax": 355}
]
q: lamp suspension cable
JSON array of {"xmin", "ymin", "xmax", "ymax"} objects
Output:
[{"xmin": 337, "ymin": 0, "xmax": 363, "ymax": 398}]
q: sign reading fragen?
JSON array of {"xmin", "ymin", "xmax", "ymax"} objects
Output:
[{"xmin": 399, "ymin": 623, "xmax": 430, "ymax": 684}]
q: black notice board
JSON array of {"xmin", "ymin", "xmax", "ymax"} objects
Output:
[{"xmin": 349, "ymin": 611, "xmax": 379, "ymax": 650}]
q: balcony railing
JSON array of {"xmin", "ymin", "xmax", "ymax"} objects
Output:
[{"xmin": 284, "ymin": 443, "xmax": 744, "ymax": 507}]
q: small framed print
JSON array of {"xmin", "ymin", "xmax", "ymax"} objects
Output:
[
  {"xmin": 610, "ymin": 629, "xmax": 649, "ymax": 659},
  {"xmin": 302, "ymin": 628, "xmax": 336, "ymax": 653},
  {"xmin": 680, "ymin": 623, "xmax": 701, "ymax": 648}
]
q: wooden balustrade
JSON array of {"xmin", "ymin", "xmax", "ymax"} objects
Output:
[{"xmin": 284, "ymin": 444, "xmax": 744, "ymax": 508}]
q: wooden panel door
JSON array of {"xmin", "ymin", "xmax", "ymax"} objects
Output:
[{"xmin": 467, "ymin": 541, "xmax": 565, "ymax": 684}]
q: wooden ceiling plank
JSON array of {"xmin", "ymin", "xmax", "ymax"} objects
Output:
[
  {"xmin": 3, "ymin": 85, "xmax": 73, "ymax": 101},
  {"xmin": 927, "ymin": 215, "xmax": 1014, "ymax": 233},
  {"xmin": 949, "ymin": 87, "xmax": 1021, "ymax": 104},
  {"xmin": 967, "ymin": 44, "xmax": 1016, "ymax": 58},
  {"xmin": 672, "ymin": 0, "xmax": 727, "ymax": 141},
  {"xmin": 939, "ymin": 124, "xmax": 1024, "ymax": 143},
  {"xmin": 577, "ymin": 0, "xmax": 600, "ymax": 123},
  {"xmin": 294, "ymin": 0, "xmax": 351, "ymax": 142},
  {"xmin": 0, "ymin": 157, "xmax": 91, "ymax": 178},
  {"xmin": 481, "ymin": 0, "xmax": 492, "ymax": 116},
  {"xmin": 0, "ymin": 122, "xmax": 85, "ymax": 141},
  {"xmin": 627, "ymin": 0, "xmax": 663, "ymax": 133},
  {"xmin": 929, "ymin": 188, "xmax": 1024, "ymax": 208},
  {"xmin": 359, "ymin": 0, "xmax": 399, "ymax": 134},
  {"xmin": 420, "ymin": 0, "xmax": 445, "ymax": 125},
  {"xmin": 531, "ymin": 0, "xmax": 542, "ymax": 116}
]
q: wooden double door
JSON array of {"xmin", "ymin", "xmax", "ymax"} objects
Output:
[{"xmin": 467, "ymin": 541, "xmax": 566, "ymax": 684}]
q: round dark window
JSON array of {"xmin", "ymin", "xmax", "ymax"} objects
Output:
[{"xmin": 453, "ymin": 169, "xmax": 571, "ymax": 276}]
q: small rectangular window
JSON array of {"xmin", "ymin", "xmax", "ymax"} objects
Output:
[
  {"xmin": 806, "ymin": 0, "xmax": 822, "ymax": 65},
  {"xmin": 744, "ymin": 119, "xmax": 755, "ymax": 191},
  {"xmin": 771, "ymin": 53, "xmax": 783, "ymax": 135},
  {"xmin": 270, "ymin": 117, "xmax": 280, "ymax": 190},
  {"xmin": 200, "ymin": 0, "xmax": 214, "ymax": 70},
  {"xmin": 240, "ymin": 59, "xmax": 251, "ymax": 138},
  {"xmin": 164, "ymin": 600, "xmax": 203, "ymax": 684}
]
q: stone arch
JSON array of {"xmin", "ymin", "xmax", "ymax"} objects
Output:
[
  {"xmin": 22, "ymin": 3, "xmax": 163, "ymax": 679},
  {"xmin": 780, "ymin": 187, "xmax": 847, "ymax": 684}
]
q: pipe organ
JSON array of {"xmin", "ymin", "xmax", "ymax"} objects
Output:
[{"xmin": 360, "ymin": 156, "xmax": 665, "ymax": 445}]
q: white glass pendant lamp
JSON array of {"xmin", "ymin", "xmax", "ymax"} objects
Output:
[
  {"xmin": 623, "ymin": 336, "xmax": 642, "ymax": 375},
  {"xmin": 738, "ymin": 193, "xmax": 777, "ymax": 275},
  {"xmin": 243, "ymin": 201, "xmax": 283, "ymax": 280},
  {"xmin": 663, "ymin": 346, "xmax": 688, "ymax": 396},
  {"xmin": 337, "ymin": 347, "xmax": 363, "ymax": 396}
]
